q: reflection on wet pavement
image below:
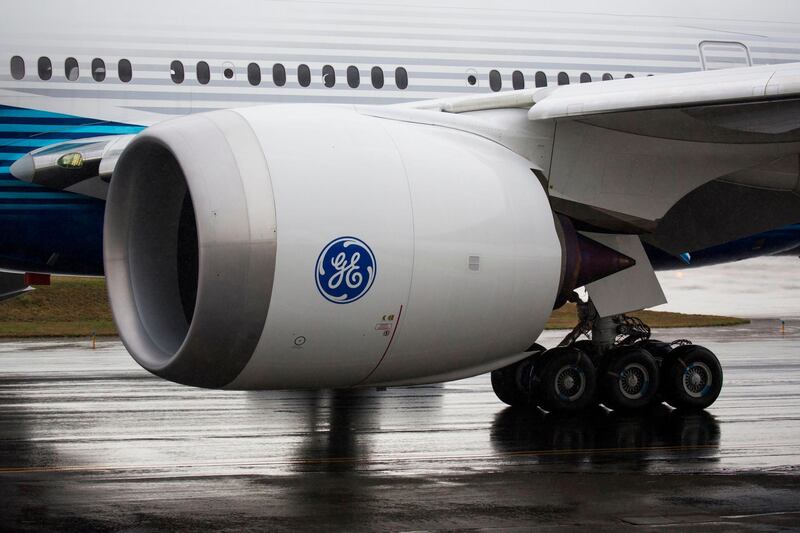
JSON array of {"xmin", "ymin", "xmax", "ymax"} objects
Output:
[
  {"xmin": 491, "ymin": 405, "xmax": 721, "ymax": 468},
  {"xmin": 0, "ymin": 319, "xmax": 799, "ymax": 530}
]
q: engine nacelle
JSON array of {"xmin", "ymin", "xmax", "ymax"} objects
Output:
[{"xmin": 104, "ymin": 105, "xmax": 563, "ymax": 389}]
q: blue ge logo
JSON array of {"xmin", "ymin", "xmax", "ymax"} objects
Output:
[{"xmin": 315, "ymin": 237, "xmax": 376, "ymax": 304}]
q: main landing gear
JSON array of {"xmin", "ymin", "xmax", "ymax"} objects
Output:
[{"xmin": 491, "ymin": 299, "xmax": 723, "ymax": 413}]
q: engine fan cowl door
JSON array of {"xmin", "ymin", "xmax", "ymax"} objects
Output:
[{"xmin": 226, "ymin": 106, "xmax": 415, "ymax": 389}]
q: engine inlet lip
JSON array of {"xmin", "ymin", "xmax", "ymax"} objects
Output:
[{"xmin": 104, "ymin": 111, "xmax": 277, "ymax": 388}]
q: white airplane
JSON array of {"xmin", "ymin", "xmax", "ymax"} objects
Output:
[{"xmin": 1, "ymin": 0, "xmax": 799, "ymax": 414}]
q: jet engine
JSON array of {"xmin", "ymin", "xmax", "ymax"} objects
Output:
[{"xmin": 105, "ymin": 105, "xmax": 630, "ymax": 389}]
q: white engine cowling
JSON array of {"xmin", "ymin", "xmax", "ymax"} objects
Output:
[{"xmin": 104, "ymin": 105, "xmax": 562, "ymax": 389}]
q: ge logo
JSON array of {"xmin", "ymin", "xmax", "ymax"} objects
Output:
[{"xmin": 315, "ymin": 236, "xmax": 376, "ymax": 304}]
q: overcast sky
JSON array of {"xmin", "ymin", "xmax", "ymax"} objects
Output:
[{"xmin": 655, "ymin": 256, "xmax": 800, "ymax": 319}]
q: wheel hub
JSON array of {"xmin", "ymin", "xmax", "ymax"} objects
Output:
[
  {"xmin": 619, "ymin": 362, "xmax": 649, "ymax": 400},
  {"xmin": 555, "ymin": 366, "xmax": 585, "ymax": 401},
  {"xmin": 683, "ymin": 362, "xmax": 712, "ymax": 398}
]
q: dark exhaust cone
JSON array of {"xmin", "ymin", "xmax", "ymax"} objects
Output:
[
  {"xmin": 574, "ymin": 233, "xmax": 636, "ymax": 287},
  {"xmin": 554, "ymin": 215, "xmax": 636, "ymax": 309}
]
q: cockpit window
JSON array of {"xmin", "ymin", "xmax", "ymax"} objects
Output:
[
  {"xmin": 65, "ymin": 57, "xmax": 79, "ymax": 81},
  {"xmin": 10, "ymin": 56, "xmax": 25, "ymax": 80}
]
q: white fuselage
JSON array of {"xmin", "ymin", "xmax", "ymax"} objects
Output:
[{"xmin": 2, "ymin": 0, "xmax": 800, "ymax": 128}]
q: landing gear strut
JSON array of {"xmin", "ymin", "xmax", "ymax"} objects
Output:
[{"xmin": 491, "ymin": 297, "xmax": 723, "ymax": 413}]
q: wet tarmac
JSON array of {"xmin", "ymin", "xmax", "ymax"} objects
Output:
[{"xmin": 1, "ymin": 319, "xmax": 800, "ymax": 531}]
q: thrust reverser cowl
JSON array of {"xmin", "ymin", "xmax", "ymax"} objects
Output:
[{"xmin": 104, "ymin": 106, "xmax": 563, "ymax": 390}]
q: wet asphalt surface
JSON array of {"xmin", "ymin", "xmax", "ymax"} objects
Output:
[{"xmin": 1, "ymin": 319, "xmax": 800, "ymax": 531}]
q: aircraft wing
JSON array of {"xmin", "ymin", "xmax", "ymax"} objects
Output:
[
  {"xmin": 530, "ymin": 66, "xmax": 800, "ymax": 246},
  {"xmin": 408, "ymin": 61, "xmax": 800, "ymax": 243},
  {"xmin": 401, "ymin": 62, "xmax": 800, "ymax": 314}
]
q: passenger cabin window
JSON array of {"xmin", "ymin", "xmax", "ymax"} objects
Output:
[
  {"xmin": 118, "ymin": 59, "xmax": 132, "ymax": 82},
  {"xmin": 512, "ymin": 70, "xmax": 524, "ymax": 90},
  {"xmin": 489, "ymin": 69, "xmax": 502, "ymax": 92},
  {"xmin": 322, "ymin": 65, "xmax": 335, "ymax": 88},
  {"xmin": 273, "ymin": 63, "xmax": 286, "ymax": 86},
  {"xmin": 557, "ymin": 72, "xmax": 569, "ymax": 85},
  {"xmin": 580, "ymin": 72, "xmax": 591, "ymax": 83},
  {"xmin": 602, "ymin": 73, "xmax": 613, "ymax": 81},
  {"xmin": 38, "ymin": 57, "xmax": 52, "ymax": 80},
  {"xmin": 298, "ymin": 64, "xmax": 310, "ymax": 87},
  {"xmin": 535, "ymin": 71, "xmax": 547, "ymax": 88},
  {"xmin": 248, "ymin": 63, "xmax": 261, "ymax": 86},
  {"xmin": 196, "ymin": 61, "xmax": 210, "ymax": 85},
  {"xmin": 170, "ymin": 60, "xmax": 184, "ymax": 84},
  {"xmin": 347, "ymin": 66, "xmax": 360, "ymax": 88},
  {"xmin": 65, "ymin": 57, "xmax": 79, "ymax": 81},
  {"xmin": 92, "ymin": 58, "xmax": 106, "ymax": 82},
  {"xmin": 624, "ymin": 73, "xmax": 634, "ymax": 79},
  {"xmin": 10, "ymin": 56, "xmax": 24, "ymax": 80},
  {"xmin": 395, "ymin": 67, "xmax": 408, "ymax": 90},
  {"xmin": 371, "ymin": 66, "xmax": 384, "ymax": 88}
]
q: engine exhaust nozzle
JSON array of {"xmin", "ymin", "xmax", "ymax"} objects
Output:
[{"xmin": 554, "ymin": 215, "xmax": 636, "ymax": 309}]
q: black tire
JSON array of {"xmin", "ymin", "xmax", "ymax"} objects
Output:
[
  {"xmin": 641, "ymin": 340, "xmax": 672, "ymax": 403},
  {"xmin": 663, "ymin": 345, "xmax": 723, "ymax": 411},
  {"xmin": 600, "ymin": 346, "xmax": 660, "ymax": 412},
  {"xmin": 491, "ymin": 344, "xmax": 545, "ymax": 407},
  {"xmin": 536, "ymin": 347, "xmax": 597, "ymax": 414}
]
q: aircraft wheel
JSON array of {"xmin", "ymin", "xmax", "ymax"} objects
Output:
[
  {"xmin": 491, "ymin": 343, "xmax": 545, "ymax": 407},
  {"xmin": 536, "ymin": 346, "xmax": 597, "ymax": 414},
  {"xmin": 601, "ymin": 346, "xmax": 659, "ymax": 412},
  {"xmin": 663, "ymin": 345, "xmax": 723, "ymax": 411},
  {"xmin": 639, "ymin": 339, "xmax": 672, "ymax": 403}
]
